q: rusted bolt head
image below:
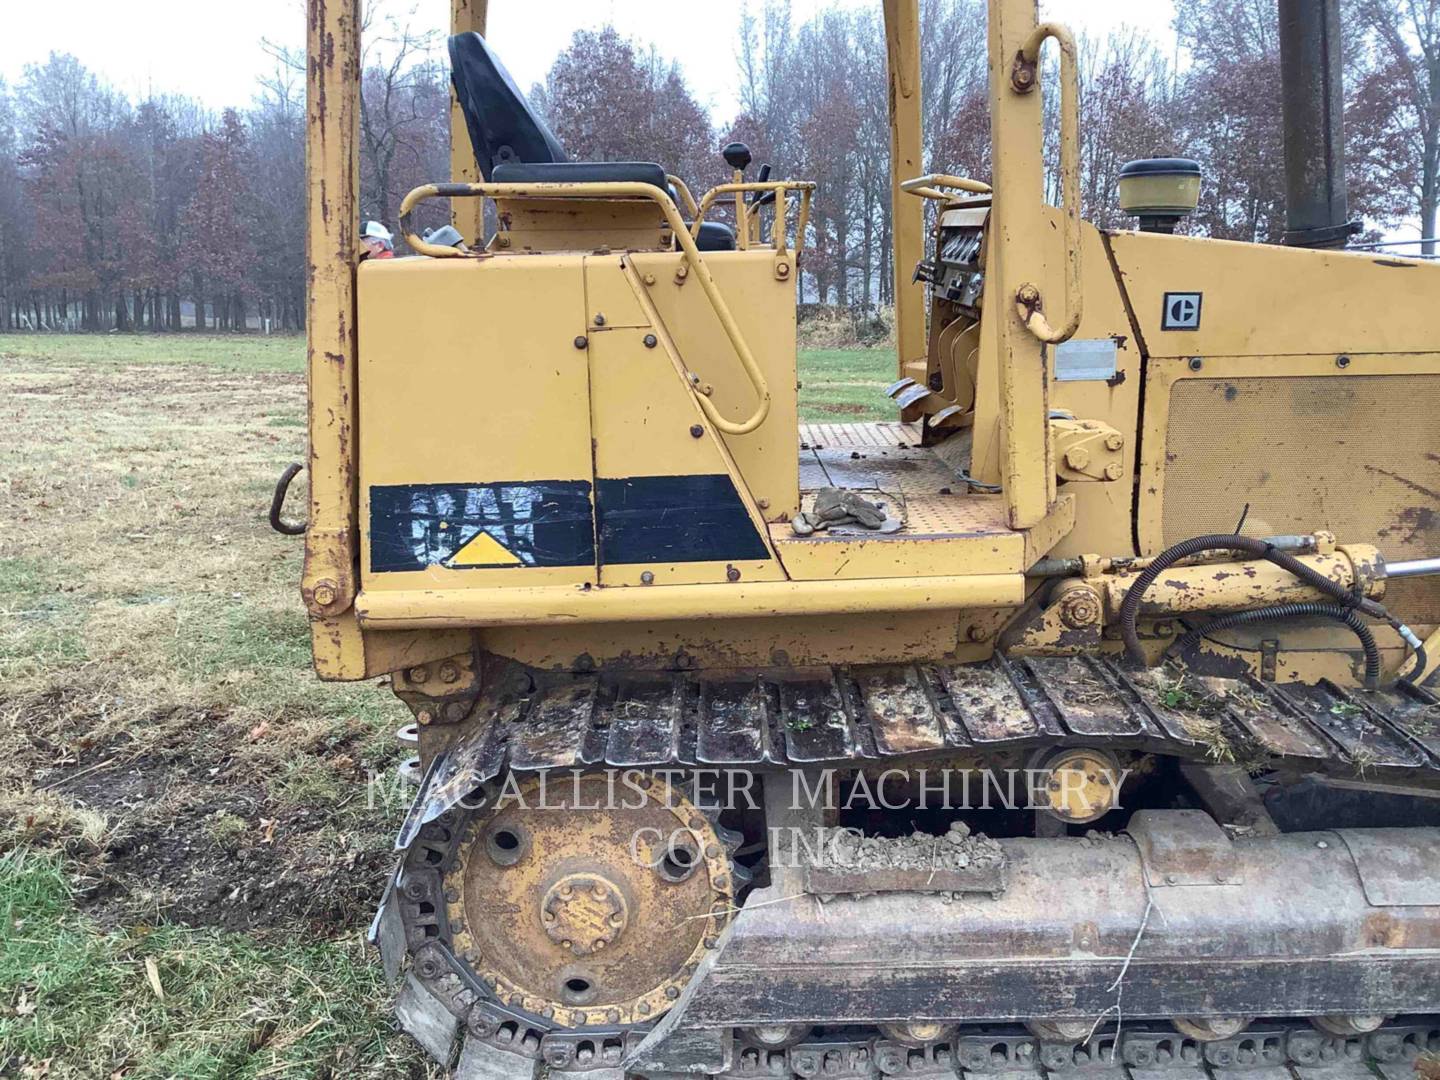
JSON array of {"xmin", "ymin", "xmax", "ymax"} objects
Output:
[
  {"xmin": 776, "ymin": 261, "xmax": 791, "ymax": 278},
  {"xmin": 408, "ymin": 665, "xmax": 430, "ymax": 684},
  {"xmin": 445, "ymin": 701, "xmax": 468, "ymax": 722},
  {"xmin": 1016, "ymin": 283, "xmax": 1041, "ymax": 306},
  {"xmin": 1104, "ymin": 432, "xmax": 1124, "ymax": 451},
  {"xmin": 689, "ymin": 424, "xmax": 704, "ymax": 438},
  {"xmin": 726, "ymin": 566, "xmax": 741, "ymax": 582},
  {"xmin": 675, "ymin": 264, "xmax": 689, "ymax": 279},
  {"xmin": 495, "ymin": 234, "xmax": 511, "ymax": 248},
  {"xmin": 966, "ymin": 624, "xmax": 991, "ymax": 643},
  {"xmin": 1011, "ymin": 56, "xmax": 1037, "ymax": 89},
  {"xmin": 643, "ymin": 273, "xmax": 657, "ymax": 286},
  {"xmin": 312, "ymin": 580, "xmax": 338, "ymax": 607},
  {"xmin": 643, "ymin": 333, "xmax": 658, "ymax": 348},
  {"xmin": 438, "ymin": 661, "xmax": 460, "ymax": 684},
  {"xmin": 1188, "ymin": 356, "xmax": 1203, "ymax": 371},
  {"xmin": 640, "ymin": 570, "xmax": 655, "ymax": 585},
  {"xmin": 573, "ymin": 335, "xmax": 589, "ymax": 350},
  {"xmin": 593, "ymin": 313, "xmax": 606, "ymax": 326}
]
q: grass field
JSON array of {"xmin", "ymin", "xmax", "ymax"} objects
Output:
[{"xmin": 0, "ymin": 332, "xmax": 894, "ymax": 1078}]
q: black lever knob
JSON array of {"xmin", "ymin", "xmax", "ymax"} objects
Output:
[{"xmin": 722, "ymin": 142, "xmax": 752, "ymax": 171}]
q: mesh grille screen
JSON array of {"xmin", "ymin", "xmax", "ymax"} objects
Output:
[{"xmin": 1162, "ymin": 375, "xmax": 1439, "ymax": 625}]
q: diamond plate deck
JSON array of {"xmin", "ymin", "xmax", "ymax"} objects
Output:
[{"xmin": 800, "ymin": 422, "xmax": 923, "ymax": 449}]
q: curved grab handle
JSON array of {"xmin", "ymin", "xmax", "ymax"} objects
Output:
[
  {"xmin": 396, "ymin": 180, "xmax": 771, "ymax": 435},
  {"xmin": 1010, "ymin": 21, "xmax": 1082, "ymax": 345},
  {"xmin": 269, "ymin": 462, "xmax": 307, "ymax": 536},
  {"xmin": 900, "ymin": 173, "xmax": 993, "ymax": 202}
]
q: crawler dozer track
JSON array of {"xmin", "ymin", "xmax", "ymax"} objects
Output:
[
  {"xmin": 401, "ymin": 655, "xmax": 1440, "ymax": 838},
  {"xmin": 376, "ymin": 654, "xmax": 1440, "ymax": 1078}
]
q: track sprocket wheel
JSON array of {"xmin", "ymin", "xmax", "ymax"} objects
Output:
[{"xmin": 445, "ymin": 771, "xmax": 735, "ymax": 1030}]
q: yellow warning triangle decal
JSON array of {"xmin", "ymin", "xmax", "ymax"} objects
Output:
[{"xmin": 449, "ymin": 530, "xmax": 522, "ymax": 567}]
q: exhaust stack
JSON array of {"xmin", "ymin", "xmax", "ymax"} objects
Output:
[{"xmin": 1278, "ymin": 0, "xmax": 1359, "ymax": 247}]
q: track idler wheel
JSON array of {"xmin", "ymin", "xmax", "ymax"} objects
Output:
[
  {"xmin": 444, "ymin": 772, "xmax": 734, "ymax": 1029},
  {"xmin": 1172, "ymin": 1016, "xmax": 1253, "ymax": 1041}
]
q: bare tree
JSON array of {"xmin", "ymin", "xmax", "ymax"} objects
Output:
[
  {"xmin": 541, "ymin": 26, "xmax": 718, "ymax": 190},
  {"xmin": 1353, "ymin": 0, "xmax": 1440, "ymax": 252},
  {"xmin": 359, "ymin": 9, "xmax": 445, "ymax": 225}
]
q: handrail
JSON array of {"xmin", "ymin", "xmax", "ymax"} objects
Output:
[
  {"xmin": 691, "ymin": 181, "xmax": 816, "ymax": 253},
  {"xmin": 396, "ymin": 180, "xmax": 771, "ymax": 435},
  {"xmin": 666, "ymin": 174, "xmax": 700, "ymax": 218},
  {"xmin": 900, "ymin": 173, "xmax": 993, "ymax": 202},
  {"xmin": 621, "ymin": 260, "xmax": 769, "ymax": 436},
  {"xmin": 1009, "ymin": 21, "xmax": 1082, "ymax": 345}
]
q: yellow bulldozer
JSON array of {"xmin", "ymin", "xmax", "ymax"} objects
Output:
[{"xmin": 280, "ymin": 0, "xmax": 1440, "ymax": 1074}]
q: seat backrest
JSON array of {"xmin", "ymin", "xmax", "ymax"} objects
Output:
[
  {"xmin": 448, "ymin": 32, "xmax": 568, "ymax": 178},
  {"xmin": 492, "ymin": 161, "xmax": 669, "ymax": 190}
]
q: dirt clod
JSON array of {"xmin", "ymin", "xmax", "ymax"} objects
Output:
[{"xmin": 821, "ymin": 820, "xmax": 1003, "ymax": 872}]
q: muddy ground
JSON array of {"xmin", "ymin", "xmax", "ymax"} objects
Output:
[{"xmin": 1, "ymin": 337, "xmax": 437, "ymax": 1077}]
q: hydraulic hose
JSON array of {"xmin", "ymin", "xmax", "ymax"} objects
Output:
[
  {"xmin": 1118, "ymin": 534, "xmax": 1387, "ymax": 667},
  {"xmin": 1172, "ymin": 602, "xmax": 1383, "ymax": 688},
  {"xmin": 1403, "ymin": 643, "xmax": 1429, "ymax": 686}
]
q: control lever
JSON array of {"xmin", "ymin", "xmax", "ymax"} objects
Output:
[{"xmin": 749, "ymin": 163, "xmax": 773, "ymax": 206}]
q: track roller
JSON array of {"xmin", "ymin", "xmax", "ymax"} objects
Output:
[
  {"xmin": 879, "ymin": 1022, "xmax": 958, "ymax": 1048},
  {"xmin": 1172, "ymin": 1016, "xmax": 1252, "ymax": 1041},
  {"xmin": 1312, "ymin": 1014, "xmax": 1388, "ymax": 1036},
  {"xmin": 740, "ymin": 1025, "xmax": 812, "ymax": 1050},
  {"xmin": 1026, "ymin": 1018, "xmax": 1097, "ymax": 1042}
]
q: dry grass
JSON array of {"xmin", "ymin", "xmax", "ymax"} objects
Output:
[
  {"xmin": 0, "ymin": 334, "xmax": 437, "ymax": 1078},
  {"xmin": 0, "ymin": 329, "xmax": 906, "ymax": 1075}
]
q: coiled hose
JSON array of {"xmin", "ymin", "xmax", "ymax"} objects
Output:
[
  {"xmin": 1118, "ymin": 533, "xmax": 1404, "ymax": 690},
  {"xmin": 1118, "ymin": 534, "xmax": 1388, "ymax": 665},
  {"xmin": 1172, "ymin": 602, "xmax": 1382, "ymax": 686}
]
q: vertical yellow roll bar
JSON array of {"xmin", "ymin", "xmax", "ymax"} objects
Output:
[
  {"xmin": 303, "ymin": 0, "xmax": 363, "ymax": 675},
  {"xmin": 883, "ymin": 0, "xmax": 926, "ymax": 381},
  {"xmin": 449, "ymin": 0, "xmax": 489, "ymax": 244},
  {"xmin": 1010, "ymin": 22, "xmax": 1082, "ymax": 344},
  {"xmin": 987, "ymin": 0, "xmax": 1076, "ymax": 529}
]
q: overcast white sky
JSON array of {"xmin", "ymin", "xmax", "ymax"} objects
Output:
[{"xmin": 0, "ymin": 0, "xmax": 1177, "ymax": 120}]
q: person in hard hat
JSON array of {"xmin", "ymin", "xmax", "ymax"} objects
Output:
[{"xmin": 361, "ymin": 220, "xmax": 395, "ymax": 259}]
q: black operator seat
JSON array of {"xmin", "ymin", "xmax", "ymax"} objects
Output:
[{"xmin": 447, "ymin": 32, "xmax": 735, "ymax": 252}]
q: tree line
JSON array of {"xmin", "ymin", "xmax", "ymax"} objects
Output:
[{"xmin": 0, "ymin": 0, "xmax": 1435, "ymax": 332}]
